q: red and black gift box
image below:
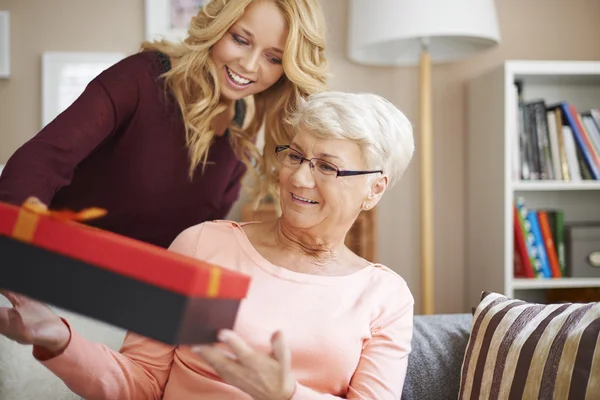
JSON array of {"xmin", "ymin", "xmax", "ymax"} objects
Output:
[{"xmin": 0, "ymin": 200, "xmax": 251, "ymax": 345}]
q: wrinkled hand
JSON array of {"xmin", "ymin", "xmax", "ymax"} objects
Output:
[
  {"xmin": 0, "ymin": 290, "xmax": 70, "ymax": 353},
  {"xmin": 193, "ymin": 330, "xmax": 296, "ymax": 400}
]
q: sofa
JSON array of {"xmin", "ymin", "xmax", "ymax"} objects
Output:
[
  {"xmin": 402, "ymin": 313, "xmax": 473, "ymax": 400},
  {"xmin": 0, "ymin": 295, "xmax": 473, "ymax": 399}
]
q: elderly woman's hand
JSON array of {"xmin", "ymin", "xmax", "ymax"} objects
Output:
[{"xmin": 193, "ymin": 330, "xmax": 297, "ymax": 400}]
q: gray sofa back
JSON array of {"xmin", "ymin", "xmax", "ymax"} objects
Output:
[{"xmin": 402, "ymin": 313, "xmax": 473, "ymax": 400}]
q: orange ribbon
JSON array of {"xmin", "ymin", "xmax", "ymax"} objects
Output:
[
  {"xmin": 207, "ymin": 267, "xmax": 221, "ymax": 298},
  {"xmin": 11, "ymin": 198, "xmax": 107, "ymax": 242}
]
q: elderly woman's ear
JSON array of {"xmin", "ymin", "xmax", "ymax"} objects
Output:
[{"xmin": 363, "ymin": 175, "xmax": 388, "ymax": 210}]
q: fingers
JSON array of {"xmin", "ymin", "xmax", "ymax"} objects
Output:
[
  {"xmin": 23, "ymin": 196, "xmax": 48, "ymax": 211},
  {"xmin": 217, "ymin": 329, "xmax": 254, "ymax": 363},
  {"xmin": 193, "ymin": 345, "xmax": 228, "ymax": 364},
  {"xmin": 193, "ymin": 344, "xmax": 243, "ymax": 378},
  {"xmin": 0, "ymin": 292, "xmax": 17, "ymax": 337},
  {"xmin": 271, "ymin": 331, "xmax": 291, "ymax": 369},
  {"xmin": 0, "ymin": 307, "xmax": 10, "ymax": 333},
  {"xmin": 0, "ymin": 290, "xmax": 21, "ymax": 307}
]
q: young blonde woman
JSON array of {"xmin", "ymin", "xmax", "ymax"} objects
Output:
[{"xmin": 0, "ymin": 0, "xmax": 328, "ymax": 248}]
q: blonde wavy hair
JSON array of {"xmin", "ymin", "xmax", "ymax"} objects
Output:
[{"xmin": 140, "ymin": 0, "xmax": 328, "ymax": 204}]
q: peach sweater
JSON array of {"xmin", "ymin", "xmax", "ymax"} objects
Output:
[{"xmin": 40, "ymin": 221, "xmax": 414, "ymax": 399}]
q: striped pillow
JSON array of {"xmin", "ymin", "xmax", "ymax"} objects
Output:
[{"xmin": 458, "ymin": 292, "xmax": 600, "ymax": 400}]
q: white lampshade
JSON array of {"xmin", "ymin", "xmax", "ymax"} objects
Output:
[{"xmin": 348, "ymin": 0, "xmax": 501, "ymax": 66}]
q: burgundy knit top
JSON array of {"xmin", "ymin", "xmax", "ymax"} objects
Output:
[{"xmin": 0, "ymin": 51, "xmax": 248, "ymax": 248}]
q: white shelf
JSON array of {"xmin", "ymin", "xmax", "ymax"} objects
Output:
[
  {"xmin": 466, "ymin": 60, "xmax": 600, "ymax": 306},
  {"xmin": 512, "ymin": 181, "xmax": 600, "ymax": 191},
  {"xmin": 507, "ymin": 60, "xmax": 600, "ymax": 85},
  {"xmin": 513, "ymin": 278, "xmax": 600, "ymax": 290}
]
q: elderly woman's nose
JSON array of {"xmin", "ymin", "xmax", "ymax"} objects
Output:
[{"xmin": 290, "ymin": 162, "xmax": 316, "ymax": 188}]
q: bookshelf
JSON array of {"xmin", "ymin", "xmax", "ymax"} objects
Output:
[{"xmin": 466, "ymin": 60, "xmax": 600, "ymax": 306}]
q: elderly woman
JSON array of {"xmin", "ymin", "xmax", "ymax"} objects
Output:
[{"xmin": 0, "ymin": 91, "xmax": 415, "ymax": 399}]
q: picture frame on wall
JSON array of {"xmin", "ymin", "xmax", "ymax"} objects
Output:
[
  {"xmin": 0, "ymin": 11, "xmax": 10, "ymax": 78},
  {"xmin": 145, "ymin": 0, "xmax": 211, "ymax": 42},
  {"xmin": 41, "ymin": 52, "xmax": 124, "ymax": 128}
]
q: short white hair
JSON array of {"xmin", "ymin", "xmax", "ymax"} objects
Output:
[{"xmin": 287, "ymin": 92, "xmax": 415, "ymax": 187}]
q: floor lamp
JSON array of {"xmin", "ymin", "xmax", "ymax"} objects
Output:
[{"xmin": 348, "ymin": 0, "xmax": 500, "ymax": 314}]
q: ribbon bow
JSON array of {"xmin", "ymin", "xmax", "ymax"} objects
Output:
[{"xmin": 12, "ymin": 197, "xmax": 107, "ymax": 242}]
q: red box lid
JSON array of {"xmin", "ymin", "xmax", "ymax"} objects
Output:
[{"xmin": 0, "ymin": 201, "xmax": 250, "ymax": 299}]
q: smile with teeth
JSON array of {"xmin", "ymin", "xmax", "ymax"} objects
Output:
[
  {"xmin": 226, "ymin": 66, "xmax": 253, "ymax": 86},
  {"xmin": 292, "ymin": 193, "xmax": 318, "ymax": 204}
]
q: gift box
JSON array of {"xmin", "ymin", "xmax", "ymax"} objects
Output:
[{"xmin": 0, "ymin": 200, "xmax": 251, "ymax": 345}]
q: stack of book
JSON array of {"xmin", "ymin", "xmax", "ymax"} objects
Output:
[
  {"xmin": 513, "ymin": 80, "xmax": 600, "ymax": 181},
  {"xmin": 513, "ymin": 197, "xmax": 565, "ymax": 279}
]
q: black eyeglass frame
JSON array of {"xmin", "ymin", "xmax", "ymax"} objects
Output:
[{"xmin": 275, "ymin": 145, "xmax": 383, "ymax": 178}]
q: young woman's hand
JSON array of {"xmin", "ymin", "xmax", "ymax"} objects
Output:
[
  {"xmin": 0, "ymin": 290, "xmax": 71, "ymax": 354},
  {"xmin": 193, "ymin": 330, "xmax": 297, "ymax": 400}
]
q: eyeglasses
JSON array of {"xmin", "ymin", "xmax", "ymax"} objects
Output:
[{"xmin": 275, "ymin": 145, "xmax": 383, "ymax": 178}]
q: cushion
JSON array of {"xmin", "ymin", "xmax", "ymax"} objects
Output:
[
  {"xmin": 458, "ymin": 291, "xmax": 600, "ymax": 400},
  {"xmin": 403, "ymin": 313, "xmax": 473, "ymax": 400}
]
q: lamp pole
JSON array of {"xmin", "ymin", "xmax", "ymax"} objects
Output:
[{"xmin": 419, "ymin": 37, "xmax": 434, "ymax": 315}]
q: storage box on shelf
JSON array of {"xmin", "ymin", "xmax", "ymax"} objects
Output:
[{"xmin": 466, "ymin": 60, "xmax": 600, "ymax": 306}]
